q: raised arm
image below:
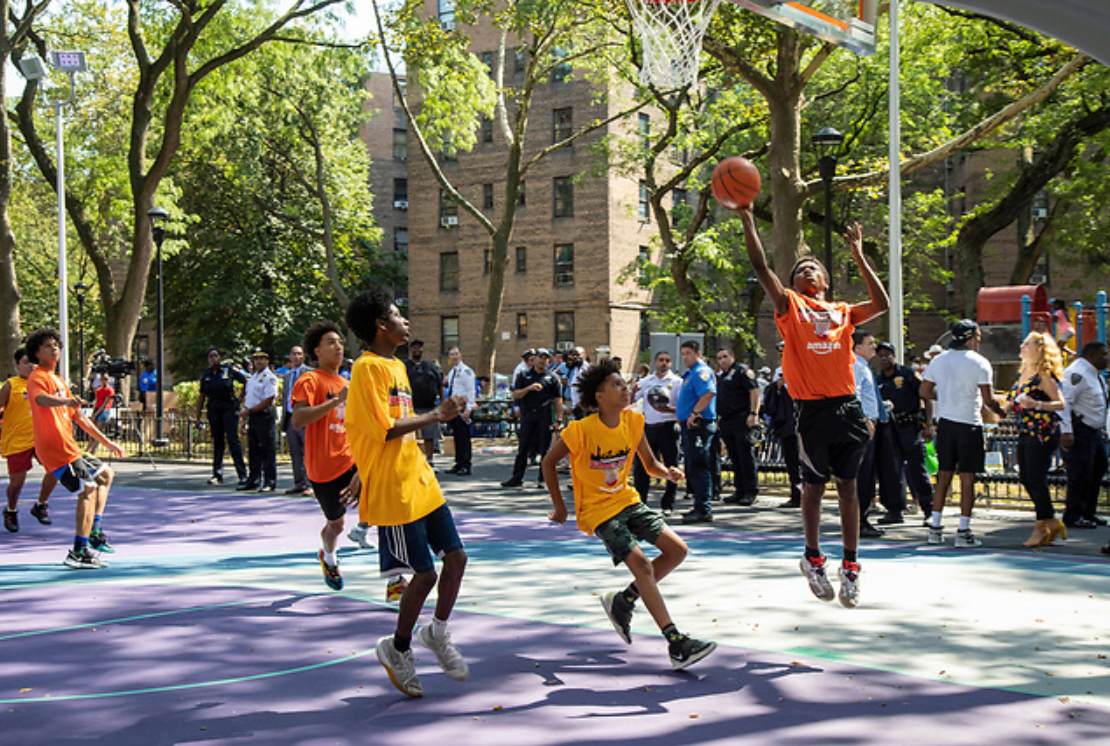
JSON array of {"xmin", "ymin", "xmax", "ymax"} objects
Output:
[
  {"xmin": 844, "ymin": 223, "xmax": 890, "ymax": 326},
  {"xmin": 737, "ymin": 205, "xmax": 789, "ymax": 316}
]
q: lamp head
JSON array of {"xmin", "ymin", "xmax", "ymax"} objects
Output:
[{"xmin": 812, "ymin": 126, "xmax": 844, "ymax": 154}]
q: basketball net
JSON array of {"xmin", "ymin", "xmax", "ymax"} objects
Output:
[{"xmin": 626, "ymin": 0, "xmax": 723, "ymax": 89}]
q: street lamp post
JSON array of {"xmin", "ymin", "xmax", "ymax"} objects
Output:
[
  {"xmin": 73, "ymin": 282, "xmax": 89, "ymax": 398},
  {"xmin": 147, "ymin": 206, "xmax": 170, "ymax": 446},
  {"xmin": 812, "ymin": 126, "xmax": 845, "ymax": 297},
  {"xmin": 17, "ymin": 51, "xmax": 87, "ymax": 386}
]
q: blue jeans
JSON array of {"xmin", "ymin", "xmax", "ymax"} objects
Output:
[{"xmin": 681, "ymin": 420, "xmax": 717, "ymax": 516}]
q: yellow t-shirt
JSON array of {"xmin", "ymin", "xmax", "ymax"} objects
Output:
[
  {"xmin": 345, "ymin": 352, "xmax": 444, "ymax": 526},
  {"xmin": 560, "ymin": 409, "xmax": 645, "ymax": 535},
  {"xmin": 1, "ymin": 376, "xmax": 35, "ymax": 457}
]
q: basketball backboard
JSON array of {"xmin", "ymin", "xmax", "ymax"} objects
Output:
[{"xmin": 729, "ymin": 0, "xmax": 878, "ymax": 56}]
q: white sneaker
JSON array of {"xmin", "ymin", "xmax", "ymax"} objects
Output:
[
  {"xmin": 375, "ymin": 636, "xmax": 423, "ymax": 697},
  {"xmin": 927, "ymin": 526, "xmax": 945, "ymax": 545},
  {"xmin": 416, "ymin": 624, "xmax": 470, "ymax": 681},
  {"xmin": 838, "ymin": 562, "xmax": 861, "ymax": 609},
  {"xmin": 347, "ymin": 524, "xmax": 374, "ymax": 549},
  {"xmin": 954, "ymin": 528, "xmax": 983, "ymax": 548},
  {"xmin": 799, "ymin": 555, "xmax": 835, "ymax": 602}
]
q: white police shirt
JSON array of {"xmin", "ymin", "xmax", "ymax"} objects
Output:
[{"xmin": 1060, "ymin": 357, "xmax": 1108, "ymax": 434}]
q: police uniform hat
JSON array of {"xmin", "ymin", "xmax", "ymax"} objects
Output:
[
  {"xmin": 948, "ymin": 319, "xmax": 979, "ymax": 349},
  {"xmin": 775, "ymin": 340, "xmax": 785, "ymax": 351},
  {"xmin": 522, "ymin": 348, "xmax": 535, "ymax": 359},
  {"xmin": 251, "ymin": 347, "xmax": 269, "ymax": 359},
  {"xmin": 875, "ymin": 342, "xmax": 896, "ymax": 355},
  {"xmin": 535, "ymin": 348, "xmax": 552, "ymax": 357}
]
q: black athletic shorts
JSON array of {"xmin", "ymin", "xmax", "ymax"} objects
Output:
[
  {"xmin": 52, "ymin": 454, "xmax": 108, "ymax": 494},
  {"xmin": 795, "ymin": 395, "xmax": 870, "ymax": 483},
  {"xmin": 934, "ymin": 419, "xmax": 985, "ymax": 474},
  {"xmin": 311, "ymin": 466, "xmax": 357, "ymax": 522}
]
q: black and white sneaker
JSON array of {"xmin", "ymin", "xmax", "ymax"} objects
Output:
[
  {"xmin": 668, "ymin": 635, "xmax": 717, "ymax": 671},
  {"xmin": 64, "ymin": 547, "xmax": 109, "ymax": 569},
  {"xmin": 30, "ymin": 502, "xmax": 52, "ymax": 525},
  {"xmin": 89, "ymin": 529, "xmax": 115, "ymax": 554},
  {"xmin": 600, "ymin": 591, "xmax": 634, "ymax": 644}
]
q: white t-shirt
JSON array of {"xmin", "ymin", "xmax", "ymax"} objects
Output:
[
  {"xmin": 632, "ymin": 370, "xmax": 681, "ymax": 426},
  {"xmin": 923, "ymin": 349, "xmax": 993, "ymax": 426}
]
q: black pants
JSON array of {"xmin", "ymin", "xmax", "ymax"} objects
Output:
[
  {"xmin": 450, "ymin": 415, "xmax": 472, "ymax": 470},
  {"xmin": 1061, "ymin": 423, "xmax": 1108, "ymax": 524},
  {"xmin": 1017, "ymin": 432, "xmax": 1060, "ymax": 520},
  {"xmin": 779, "ymin": 433, "xmax": 803, "ymax": 502},
  {"xmin": 719, "ymin": 418, "xmax": 759, "ymax": 498},
  {"xmin": 856, "ymin": 431, "xmax": 878, "ymax": 519},
  {"xmin": 246, "ymin": 409, "xmax": 277, "ymax": 487},
  {"xmin": 878, "ymin": 421, "xmax": 933, "ymax": 514},
  {"xmin": 208, "ymin": 406, "xmax": 246, "ymax": 480},
  {"xmin": 511, "ymin": 412, "xmax": 552, "ymax": 483},
  {"xmin": 634, "ymin": 421, "xmax": 679, "ymax": 510}
]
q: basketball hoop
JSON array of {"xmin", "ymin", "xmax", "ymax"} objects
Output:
[{"xmin": 626, "ymin": 0, "xmax": 724, "ymax": 89}]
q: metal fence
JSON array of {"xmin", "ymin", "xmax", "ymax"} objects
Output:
[{"xmin": 85, "ymin": 409, "xmax": 292, "ymax": 463}]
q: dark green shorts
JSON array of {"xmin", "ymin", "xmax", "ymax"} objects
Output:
[{"xmin": 594, "ymin": 503, "xmax": 667, "ymax": 566}]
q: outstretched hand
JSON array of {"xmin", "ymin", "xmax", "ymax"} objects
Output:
[{"xmin": 843, "ymin": 222, "xmax": 864, "ymax": 260}]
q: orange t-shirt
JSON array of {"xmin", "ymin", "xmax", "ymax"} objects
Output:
[
  {"xmin": 26, "ymin": 367, "xmax": 82, "ymax": 472},
  {"xmin": 292, "ymin": 369, "xmax": 355, "ymax": 484},
  {"xmin": 774, "ymin": 289, "xmax": 856, "ymax": 400}
]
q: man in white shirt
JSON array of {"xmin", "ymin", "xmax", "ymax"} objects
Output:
[
  {"xmin": 443, "ymin": 346, "xmax": 477, "ymax": 476},
  {"xmin": 565, "ymin": 346, "xmax": 589, "ymax": 418},
  {"xmin": 631, "ymin": 350, "xmax": 682, "ymax": 514},
  {"xmin": 1060, "ymin": 341, "xmax": 1109, "ymax": 529},
  {"xmin": 920, "ymin": 320, "xmax": 1004, "ymax": 548},
  {"xmin": 239, "ymin": 348, "xmax": 279, "ymax": 492}
]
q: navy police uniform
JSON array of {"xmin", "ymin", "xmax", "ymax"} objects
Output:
[
  {"xmin": 717, "ymin": 362, "xmax": 760, "ymax": 503},
  {"xmin": 200, "ymin": 364, "xmax": 248, "ymax": 482},
  {"xmin": 876, "ymin": 363, "xmax": 933, "ymax": 515},
  {"xmin": 507, "ymin": 367, "xmax": 562, "ymax": 485}
]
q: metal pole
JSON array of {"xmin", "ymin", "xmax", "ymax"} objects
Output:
[
  {"xmin": 77, "ymin": 296, "xmax": 85, "ymax": 398},
  {"xmin": 56, "ymin": 103, "xmax": 69, "ymax": 384},
  {"xmin": 823, "ymin": 177, "xmax": 834, "ymax": 297},
  {"xmin": 888, "ymin": 0, "xmax": 904, "ymax": 359},
  {"xmin": 156, "ymin": 232, "xmax": 165, "ymax": 442}
]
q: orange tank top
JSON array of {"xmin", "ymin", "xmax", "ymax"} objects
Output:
[{"xmin": 774, "ymin": 289, "xmax": 856, "ymax": 400}]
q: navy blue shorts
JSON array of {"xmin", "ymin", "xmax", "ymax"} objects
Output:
[{"xmin": 377, "ymin": 503, "xmax": 464, "ymax": 578}]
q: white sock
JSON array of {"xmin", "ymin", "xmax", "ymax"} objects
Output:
[
  {"xmin": 430, "ymin": 616, "xmax": 448, "ymax": 639},
  {"xmin": 930, "ymin": 511, "xmax": 943, "ymax": 528},
  {"xmin": 958, "ymin": 515, "xmax": 971, "ymax": 531},
  {"xmin": 322, "ymin": 550, "xmax": 338, "ymax": 566}
]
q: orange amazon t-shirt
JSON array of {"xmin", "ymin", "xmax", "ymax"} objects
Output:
[
  {"xmin": 292, "ymin": 369, "xmax": 355, "ymax": 484},
  {"xmin": 774, "ymin": 289, "xmax": 856, "ymax": 400}
]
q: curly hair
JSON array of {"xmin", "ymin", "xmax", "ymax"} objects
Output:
[
  {"xmin": 13, "ymin": 346, "xmax": 26, "ymax": 365},
  {"xmin": 345, "ymin": 288, "xmax": 394, "ymax": 347},
  {"xmin": 1022, "ymin": 331, "xmax": 1064, "ymax": 381},
  {"xmin": 575, "ymin": 358, "xmax": 621, "ymax": 410},
  {"xmin": 24, "ymin": 328, "xmax": 61, "ymax": 365},
  {"xmin": 302, "ymin": 320, "xmax": 344, "ymax": 364}
]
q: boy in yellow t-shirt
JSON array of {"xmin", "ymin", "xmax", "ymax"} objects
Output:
[
  {"xmin": 344, "ymin": 288, "xmax": 469, "ymax": 699},
  {"xmin": 2, "ymin": 347, "xmax": 58, "ymax": 532},
  {"xmin": 543, "ymin": 359, "xmax": 716, "ymax": 671}
]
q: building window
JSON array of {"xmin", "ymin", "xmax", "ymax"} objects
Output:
[
  {"xmin": 440, "ymin": 252, "xmax": 459, "ymax": 292},
  {"xmin": 480, "ymin": 50, "xmax": 495, "ymax": 78},
  {"xmin": 554, "ymin": 244, "xmax": 574, "ymax": 286},
  {"xmin": 394, "ymin": 227, "xmax": 409, "ymax": 255},
  {"xmin": 480, "ymin": 117, "xmax": 494, "ymax": 143},
  {"xmin": 483, "ymin": 249, "xmax": 491, "ymax": 275},
  {"xmin": 673, "ymin": 187, "xmax": 687, "ymax": 210},
  {"xmin": 517, "ymin": 312, "xmax": 528, "ymax": 338},
  {"xmin": 517, "ymin": 180, "xmax": 526, "ymax": 206},
  {"xmin": 392, "ymin": 79, "xmax": 407, "ymax": 110},
  {"xmin": 394, "ymin": 178, "xmax": 408, "ymax": 201},
  {"xmin": 553, "ymin": 107, "xmax": 572, "ymax": 144},
  {"xmin": 638, "ymin": 180, "xmax": 650, "ymax": 221},
  {"xmin": 393, "ymin": 129, "xmax": 407, "ymax": 160},
  {"xmin": 553, "ymin": 177, "xmax": 574, "ymax": 218},
  {"xmin": 514, "ymin": 46, "xmax": 527, "ymax": 74},
  {"xmin": 483, "ymin": 183, "xmax": 494, "ymax": 209},
  {"xmin": 555, "ymin": 311, "xmax": 575, "ymax": 346},
  {"xmin": 442, "ymin": 316, "xmax": 459, "ymax": 353},
  {"xmin": 439, "ymin": 190, "xmax": 458, "ymax": 219},
  {"xmin": 638, "ymin": 112, "xmax": 650, "ymax": 143},
  {"xmin": 552, "ymin": 46, "xmax": 571, "ymax": 82},
  {"xmin": 638, "ymin": 245, "xmax": 650, "ymax": 281},
  {"xmin": 438, "ymin": 0, "xmax": 455, "ymax": 29},
  {"xmin": 515, "ymin": 245, "xmax": 527, "ymax": 274}
]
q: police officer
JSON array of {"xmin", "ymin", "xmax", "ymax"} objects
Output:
[
  {"xmin": 715, "ymin": 348, "xmax": 761, "ymax": 506},
  {"xmin": 239, "ymin": 347, "xmax": 279, "ymax": 492},
  {"xmin": 1060, "ymin": 341, "xmax": 1109, "ymax": 529},
  {"xmin": 676, "ymin": 340, "xmax": 717, "ymax": 523},
  {"xmin": 874, "ymin": 341, "xmax": 934, "ymax": 524},
  {"xmin": 502, "ymin": 348, "xmax": 563, "ymax": 488},
  {"xmin": 195, "ymin": 347, "xmax": 248, "ymax": 486}
]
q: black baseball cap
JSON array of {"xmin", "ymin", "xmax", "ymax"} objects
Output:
[
  {"xmin": 876, "ymin": 342, "xmax": 896, "ymax": 355},
  {"xmin": 949, "ymin": 319, "xmax": 979, "ymax": 349}
]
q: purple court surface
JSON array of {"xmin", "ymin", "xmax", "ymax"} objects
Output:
[{"xmin": 3, "ymin": 466, "xmax": 1110, "ymax": 745}]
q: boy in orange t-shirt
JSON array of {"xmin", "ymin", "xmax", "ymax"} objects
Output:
[
  {"xmin": 24, "ymin": 328, "xmax": 124, "ymax": 569},
  {"xmin": 737, "ymin": 205, "xmax": 888, "ymax": 609},
  {"xmin": 543, "ymin": 359, "xmax": 716, "ymax": 671}
]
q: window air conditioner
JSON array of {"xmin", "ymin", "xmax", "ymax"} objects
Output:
[
  {"xmin": 441, "ymin": 216, "xmax": 458, "ymax": 227},
  {"xmin": 393, "ymin": 200, "xmax": 409, "ymax": 210},
  {"xmin": 1031, "ymin": 207, "xmax": 1048, "ymax": 219}
]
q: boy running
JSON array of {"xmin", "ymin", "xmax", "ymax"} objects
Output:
[
  {"xmin": 737, "ymin": 207, "xmax": 888, "ymax": 608},
  {"xmin": 344, "ymin": 289, "xmax": 469, "ymax": 698},
  {"xmin": 291, "ymin": 320, "xmax": 407, "ymax": 600},
  {"xmin": 24, "ymin": 329, "xmax": 124, "ymax": 568},
  {"xmin": 2, "ymin": 347, "xmax": 58, "ymax": 532},
  {"xmin": 542, "ymin": 359, "xmax": 717, "ymax": 670}
]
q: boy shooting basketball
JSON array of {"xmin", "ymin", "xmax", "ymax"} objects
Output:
[
  {"xmin": 542, "ymin": 359, "xmax": 716, "ymax": 670},
  {"xmin": 736, "ymin": 205, "xmax": 888, "ymax": 608}
]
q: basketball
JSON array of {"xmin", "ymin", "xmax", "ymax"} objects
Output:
[{"xmin": 711, "ymin": 156, "xmax": 761, "ymax": 210}]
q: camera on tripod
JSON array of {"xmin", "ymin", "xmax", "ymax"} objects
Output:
[{"xmin": 90, "ymin": 350, "xmax": 137, "ymax": 379}]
